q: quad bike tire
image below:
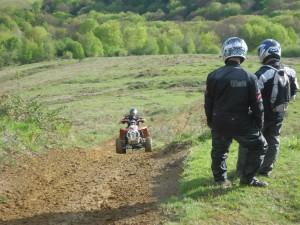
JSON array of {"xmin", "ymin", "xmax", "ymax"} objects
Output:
[
  {"xmin": 145, "ymin": 137, "xmax": 152, "ymax": 152},
  {"xmin": 116, "ymin": 138, "xmax": 126, "ymax": 154}
]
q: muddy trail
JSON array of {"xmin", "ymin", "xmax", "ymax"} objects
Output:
[{"xmin": 0, "ymin": 137, "xmax": 188, "ymax": 225}]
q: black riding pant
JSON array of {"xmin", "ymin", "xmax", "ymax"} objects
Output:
[{"xmin": 211, "ymin": 130, "xmax": 267, "ymax": 183}]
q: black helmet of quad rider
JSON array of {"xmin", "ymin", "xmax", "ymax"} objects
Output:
[{"xmin": 130, "ymin": 108, "xmax": 137, "ymax": 116}]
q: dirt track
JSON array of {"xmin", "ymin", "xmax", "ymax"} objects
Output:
[{"xmin": 0, "ymin": 138, "xmax": 188, "ymax": 225}]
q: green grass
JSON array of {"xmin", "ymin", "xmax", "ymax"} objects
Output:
[
  {"xmin": 0, "ymin": 54, "xmax": 299, "ymax": 224},
  {"xmin": 2, "ymin": 54, "xmax": 298, "ymax": 147},
  {"xmin": 0, "ymin": 195, "xmax": 8, "ymax": 203},
  {"xmin": 163, "ymin": 135, "xmax": 300, "ymax": 225},
  {"xmin": 0, "ymin": 55, "xmax": 221, "ymax": 147}
]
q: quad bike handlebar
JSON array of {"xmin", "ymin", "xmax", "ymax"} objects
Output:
[{"xmin": 119, "ymin": 119, "xmax": 145, "ymax": 124}]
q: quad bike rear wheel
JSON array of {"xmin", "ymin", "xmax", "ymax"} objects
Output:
[
  {"xmin": 145, "ymin": 137, "xmax": 152, "ymax": 152},
  {"xmin": 116, "ymin": 138, "xmax": 126, "ymax": 154}
]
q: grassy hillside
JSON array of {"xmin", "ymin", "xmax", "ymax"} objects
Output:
[
  {"xmin": 0, "ymin": 55, "xmax": 299, "ymax": 224},
  {"xmin": 0, "ymin": 55, "xmax": 216, "ymax": 147},
  {"xmin": 1, "ymin": 55, "xmax": 299, "ymax": 146}
]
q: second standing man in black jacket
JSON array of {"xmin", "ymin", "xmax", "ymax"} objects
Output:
[{"xmin": 236, "ymin": 39, "xmax": 299, "ymax": 177}]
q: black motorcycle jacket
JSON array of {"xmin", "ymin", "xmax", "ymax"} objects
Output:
[
  {"xmin": 205, "ymin": 61, "xmax": 264, "ymax": 135},
  {"xmin": 255, "ymin": 59, "xmax": 299, "ymax": 121},
  {"xmin": 122, "ymin": 114, "xmax": 144, "ymax": 126}
]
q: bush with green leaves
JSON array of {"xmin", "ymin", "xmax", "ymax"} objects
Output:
[
  {"xmin": 283, "ymin": 45, "xmax": 300, "ymax": 57},
  {"xmin": 0, "ymin": 94, "xmax": 72, "ymax": 162}
]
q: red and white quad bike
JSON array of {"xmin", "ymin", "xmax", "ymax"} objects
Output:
[{"xmin": 116, "ymin": 119, "xmax": 152, "ymax": 154}]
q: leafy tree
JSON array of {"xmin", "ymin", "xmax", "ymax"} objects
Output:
[
  {"xmin": 142, "ymin": 36, "xmax": 159, "ymax": 55},
  {"xmin": 52, "ymin": 11, "xmax": 72, "ymax": 23},
  {"xmin": 63, "ymin": 38, "xmax": 85, "ymax": 59},
  {"xmin": 143, "ymin": 9, "xmax": 166, "ymax": 21},
  {"xmin": 266, "ymin": 24, "xmax": 290, "ymax": 44},
  {"xmin": 0, "ymin": 28, "xmax": 13, "ymax": 43},
  {"xmin": 0, "ymin": 15, "xmax": 19, "ymax": 30},
  {"xmin": 4, "ymin": 36, "xmax": 20, "ymax": 52},
  {"xmin": 167, "ymin": 0, "xmax": 183, "ymax": 11},
  {"xmin": 71, "ymin": 41, "xmax": 85, "ymax": 59},
  {"xmin": 286, "ymin": 27, "xmax": 298, "ymax": 43},
  {"xmin": 105, "ymin": 0, "xmax": 123, "ymax": 13},
  {"xmin": 94, "ymin": 20, "xmax": 123, "ymax": 56},
  {"xmin": 223, "ymin": 3, "xmax": 241, "ymax": 17},
  {"xmin": 78, "ymin": 18, "xmax": 99, "ymax": 34},
  {"xmin": 213, "ymin": 22, "xmax": 239, "ymax": 41},
  {"xmin": 55, "ymin": 39, "xmax": 67, "ymax": 57},
  {"xmin": 32, "ymin": 1, "xmax": 42, "ymax": 14},
  {"xmin": 184, "ymin": 38, "xmax": 196, "ymax": 54},
  {"xmin": 157, "ymin": 33, "xmax": 170, "ymax": 54},
  {"xmin": 181, "ymin": 20, "xmax": 208, "ymax": 36},
  {"xmin": 30, "ymin": 26, "xmax": 50, "ymax": 45},
  {"xmin": 241, "ymin": 23, "xmax": 269, "ymax": 50},
  {"xmin": 19, "ymin": 39, "xmax": 38, "ymax": 63},
  {"xmin": 196, "ymin": 32, "xmax": 220, "ymax": 54},
  {"xmin": 47, "ymin": 25, "xmax": 67, "ymax": 39},
  {"xmin": 241, "ymin": 16, "xmax": 297, "ymax": 51},
  {"xmin": 260, "ymin": 0, "xmax": 285, "ymax": 13},
  {"xmin": 205, "ymin": 2, "xmax": 223, "ymax": 20},
  {"xmin": 166, "ymin": 27, "xmax": 184, "ymax": 54},
  {"xmin": 81, "ymin": 32, "xmax": 104, "ymax": 57},
  {"xmin": 271, "ymin": 14, "xmax": 300, "ymax": 33},
  {"xmin": 6, "ymin": 7, "xmax": 35, "ymax": 26},
  {"xmin": 123, "ymin": 24, "xmax": 147, "ymax": 55},
  {"xmin": 168, "ymin": 6, "xmax": 188, "ymax": 20},
  {"xmin": 20, "ymin": 21, "xmax": 33, "ymax": 38},
  {"xmin": 55, "ymin": 38, "xmax": 84, "ymax": 59},
  {"xmin": 2, "ymin": 36, "xmax": 22, "ymax": 65}
]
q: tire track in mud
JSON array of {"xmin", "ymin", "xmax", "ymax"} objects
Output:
[{"xmin": 0, "ymin": 140, "xmax": 188, "ymax": 225}]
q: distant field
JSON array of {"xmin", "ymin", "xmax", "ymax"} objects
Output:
[
  {"xmin": 0, "ymin": 54, "xmax": 299, "ymax": 147},
  {"xmin": 0, "ymin": 0, "xmax": 37, "ymax": 9}
]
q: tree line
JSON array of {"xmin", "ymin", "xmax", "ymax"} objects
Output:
[{"xmin": 0, "ymin": 0, "xmax": 300, "ymax": 67}]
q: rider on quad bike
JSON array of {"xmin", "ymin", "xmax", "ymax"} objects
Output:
[
  {"xmin": 120, "ymin": 108, "xmax": 145, "ymax": 127},
  {"xmin": 116, "ymin": 108, "xmax": 152, "ymax": 153}
]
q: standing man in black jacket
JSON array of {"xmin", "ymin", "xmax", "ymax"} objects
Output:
[
  {"xmin": 236, "ymin": 39, "xmax": 299, "ymax": 177},
  {"xmin": 205, "ymin": 37, "xmax": 268, "ymax": 188}
]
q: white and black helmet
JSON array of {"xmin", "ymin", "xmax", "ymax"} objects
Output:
[
  {"xmin": 222, "ymin": 37, "xmax": 248, "ymax": 63},
  {"xmin": 257, "ymin": 39, "xmax": 281, "ymax": 64}
]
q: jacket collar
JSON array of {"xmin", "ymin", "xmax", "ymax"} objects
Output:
[
  {"xmin": 225, "ymin": 61, "xmax": 241, "ymax": 67},
  {"xmin": 264, "ymin": 59, "xmax": 281, "ymax": 69}
]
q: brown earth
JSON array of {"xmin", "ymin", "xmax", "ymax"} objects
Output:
[{"xmin": 0, "ymin": 137, "xmax": 188, "ymax": 225}]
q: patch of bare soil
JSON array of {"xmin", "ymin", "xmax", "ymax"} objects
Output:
[{"xmin": 0, "ymin": 138, "xmax": 188, "ymax": 225}]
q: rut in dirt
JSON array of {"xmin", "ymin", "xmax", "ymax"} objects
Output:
[{"xmin": 0, "ymin": 139, "xmax": 189, "ymax": 225}]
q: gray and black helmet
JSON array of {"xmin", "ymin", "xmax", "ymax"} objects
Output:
[
  {"xmin": 221, "ymin": 37, "xmax": 248, "ymax": 63},
  {"xmin": 130, "ymin": 108, "xmax": 137, "ymax": 115}
]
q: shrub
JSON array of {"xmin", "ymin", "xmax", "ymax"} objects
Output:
[
  {"xmin": 282, "ymin": 45, "xmax": 300, "ymax": 57},
  {"xmin": 0, "ymin": 94, "xmax": 72, "ymax": 159}
]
